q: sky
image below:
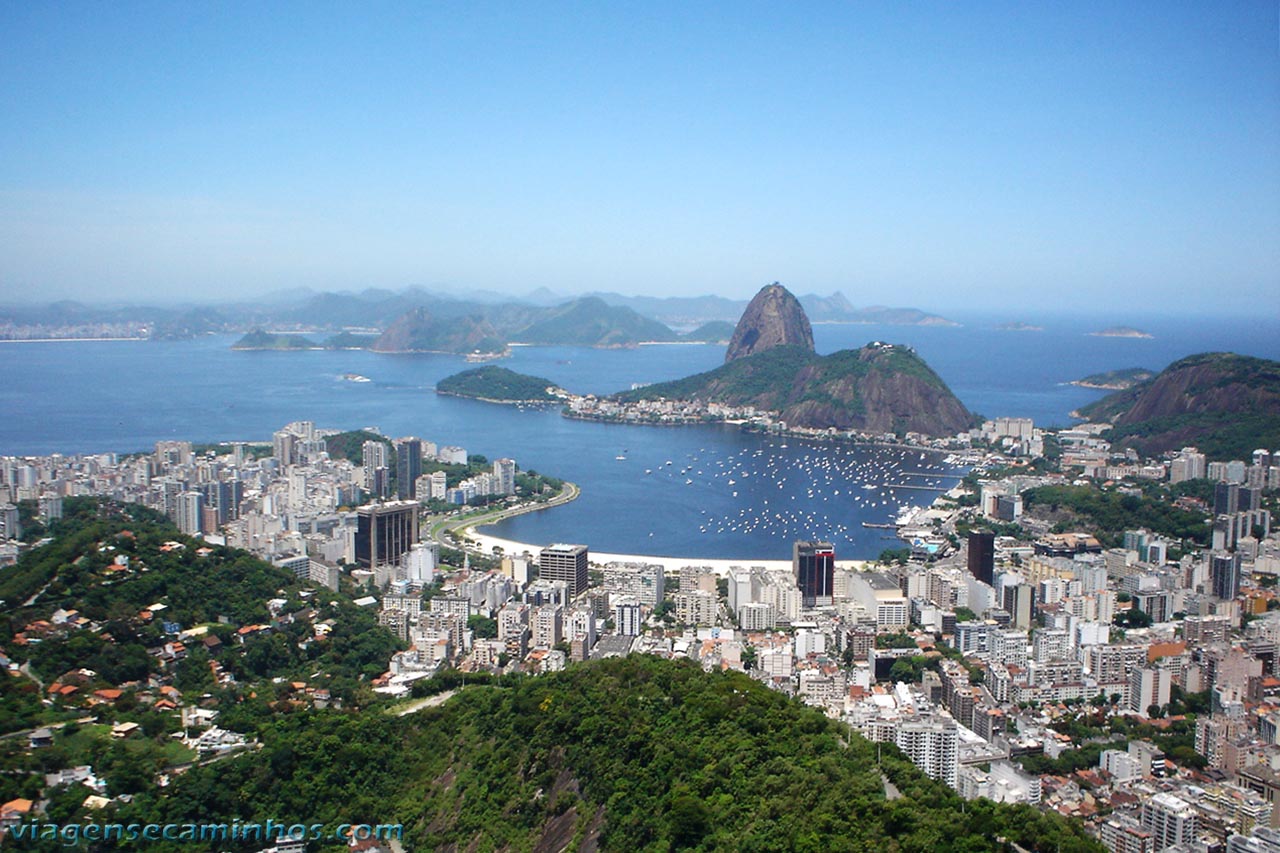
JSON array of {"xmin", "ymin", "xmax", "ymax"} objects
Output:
[{"xmin": 1, "ymin": 2, "xmax": 1277, "ymax": 313}]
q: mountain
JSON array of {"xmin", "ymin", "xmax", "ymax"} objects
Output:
[
  {"xmin": 681, "ymin": 320, "xmax": 736, "ymax": 343},
  {"xmin": 619, "ymin": 343, "xmax": 975, "ymax": 436},
  {"xmin": 798, "ymin": 291, "xmax": 856, "ymax": 321},
  {"xmin": 511, "ymin": 296, "xmax": 677, "ymax": 346},
  {"xmin": 1076, "ymin": 352, "xmax": 1280, "ymax": 458},
  {"xmin": 106, "ymin": 656, "xmax": 1100, "ymax": 853},
  {"xmin": 724, "ymin": 283, "xmax": 814, "ymax": 363},
  {"xmin": 370, "ymin": 308, "xmax": 507, "ymax": 355},
  {"xmin": 437, "ymin": 366, "xmax": 561, "ymax": 402}
]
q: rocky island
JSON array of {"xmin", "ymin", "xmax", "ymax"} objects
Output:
[
  {"xmin": 1089, "ymin": 325, "xmax": 1154, "ymax": 339},
  {"xmin": 1070, "ymin": 367, "xmax": 1153, "ymax": 390}
]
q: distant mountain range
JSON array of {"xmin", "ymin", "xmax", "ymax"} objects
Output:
[{"xmin": 1, "ymin": 286, "xmax": 958, "ymax": 348}]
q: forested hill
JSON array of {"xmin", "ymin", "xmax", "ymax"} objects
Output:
[
  {"xmin": 0, "ymin": 498, "xmax": 401, "ymax": 705},
  {"xmin": 1076, "ymin": 352, "xmax": 1280, "ymax": 459},
  {"xmin": 107, "ymin": 656, "xmax": 1100, "ymax": 852}
]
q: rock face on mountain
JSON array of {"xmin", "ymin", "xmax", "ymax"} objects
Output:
[
  {"xmin": 724, "ymin": 283, "xmax": 814, "ymax": 363},
  {"xmin": 1076, "ymin": 352, "xmax": 1280, "ymax": 459},
  {"xmin": 370, "ymin": 308, "xmax": 506, "ymax": 355},
  {"xmin": 618, "ymin": 342, "xmax": 976, "ymax": 437}
]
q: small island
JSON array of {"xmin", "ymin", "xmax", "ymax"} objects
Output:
[
  {"xmin": 995, "ymin": 321, "xmax": 1044, "ymax": 332},
  {"xmin": 1089, "ymin": 326, "xmax": 1154, "ymax": 339},
  {"xmin": 1069, "ymin": 367, "xmax": 1153, "ymax": 390},
  {"xmin": 436, "ymin": 366, "xmax": 563, "ymax": 403},
  {"xmin": 231, "ymin": 329, "xmax": 319, "ymax": 350}
]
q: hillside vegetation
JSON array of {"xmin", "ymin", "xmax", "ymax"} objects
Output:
[
  {"xmin": 107, "ymin": 656, "xmax": 1100, "ymax": 852},
  {"xmin": 617, "ymin": 344, "xmax": 977, "ymax": 437},
  {"xmin": 1077, "ymin": 352, "xmax": 1280, "ymax": 459}
]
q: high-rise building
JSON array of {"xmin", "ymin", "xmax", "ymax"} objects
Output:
[
  {"xmin": 175, "ymin": 491, "xmax": 204, "ymax": 535},
  {"xmin": 0, "ymin": 503, "xmax": 20, "ymax": 540},
  {"xmin": 1140, "ymin": 792, "xmax": 1196, "ymax": 852},
  {"xmin": 363, "ymin": 441, "xmax": 390, "ymax": 499},
  {"xmin": 968, "ymin": 531, "xmax": 995, "ymax": 586},
  {"xmin": 1129, "ymin": 667, "xmax": 1172, "ymax": 717},
  {"xmin": 893, "ymin": 713, "xmax": 959, "ymax": 789},
  {"xmin": 793, "ymin": 541, "xmax": 835, "ymax": 608},
  {"xmin": 355, "ymin": 501, "xmax": 419, "ymax": 572},
  {"xmin": 493, "ymin": 458, "xmax": 517, "ymax": 496},
  {"xmin": 614, "ymin": 598, "xmax": 643, "ymax": 636},
  {"xmin": 1170, "ymin": 448, "xmax": 1207, "ymax": 484},
  {"xmin": 539, "ymin": 544, "xmax": 589, "ymax": 598},
  {"xmin": 394, "ymin": 438, "xmax": 423, "ymax": 500},
  {"xmin": 1213, "ymin": 553, "xmax": 1243, "ymax": 601}
]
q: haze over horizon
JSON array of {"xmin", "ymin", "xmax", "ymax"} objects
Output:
[{"xmin": 2, "ymin": 3, "xmax": 1277, "ymax": 314}]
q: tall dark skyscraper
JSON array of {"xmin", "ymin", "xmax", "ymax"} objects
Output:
[
  {"xmin": 1211, "ymin": 553, "xmax": 1242, "ymax": 601},
  {"xmin": 967, "ymin": 530, "xmax": 995, "ymax": 586},
  {"xmin": 793, "ymin": 541, "xmax": 835, "ymax": 608},
  {"xmin": 395, "ymin": 438, "xmax": 423, "ymax": 500},
  {"xmin": 355, "ymin": 501, "xmax": 420, "ymax": 570},
  {"xmin": 538, "ymin": 544, "xmax": 589, "ymax": 598},
  {"xmin": 1214, "ymin": 482, "xmax": 1240, "ymax": 516}
]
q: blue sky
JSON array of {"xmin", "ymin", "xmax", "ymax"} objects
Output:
[{"xmin": 1, "ymin": 2, "xmax": 1276, "ymax": 313}]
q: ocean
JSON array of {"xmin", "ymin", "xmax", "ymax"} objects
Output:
[{"xmin": 2, "ymin": 310, "xmax": 1275, "ymax": 559}]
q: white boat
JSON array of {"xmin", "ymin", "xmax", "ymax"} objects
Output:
[
  {"xmin": 342, "ymin": 373, "xmax": 371, "ymax": 383},
  {"xmin": 615, "ymin": 455, "xmax": 627, "ymax": 461}
]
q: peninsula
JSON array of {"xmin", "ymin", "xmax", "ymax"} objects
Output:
[{"xmin": 593, "ymin": 283, "xmax": 977, "ymax": 437}]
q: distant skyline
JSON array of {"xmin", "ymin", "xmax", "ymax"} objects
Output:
[{"xmin": 1, "ymin": 3, "xmax": 1277, "ymax": 314}]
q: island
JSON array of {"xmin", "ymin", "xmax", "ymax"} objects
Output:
[
  {"xmin": 1069, "ymin": 367, "xmax": 1153, "ymax": 390},
  {"xmin": 995, "ymin": 321, "xmax": 1044, "ymax": 332},
  {"xmin": 436, "ymin": 365, "xmax": 563, "ymax": 403},
  {"xmin": 1089, "ymin": 326, "xmax": 1154, "ymax": 339},
  {"xmin": 230, "ymin": 329, "xmax": 319, "ymax": 350}
]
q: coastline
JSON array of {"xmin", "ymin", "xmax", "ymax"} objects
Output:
[
  {"xmin": 0, "ymin": 337, "xmax": 150, "ymax": 344},
  {"xmin": 464, "ymin": 526, "xmax": 867, "ymax": 577}
]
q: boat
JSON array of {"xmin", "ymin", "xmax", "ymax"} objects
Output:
[
  {"xmin": 861, "ymin": 483, "xmax": 878, "ymax": 490},
  {"xmin": 644, "ymin": 469, "xmax": 652, "ymax": 474},
  {"xmin": 615, "ymin": 455, "xmax": 627, "ymax": 461},
  {"xmin": 342, "ymin": 373, "xmax": 371, "ymax": 383}
]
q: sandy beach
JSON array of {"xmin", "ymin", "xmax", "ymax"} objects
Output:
[{"xmin": 464, "ymin": 526, "xmax": 868, "ymax": 576}]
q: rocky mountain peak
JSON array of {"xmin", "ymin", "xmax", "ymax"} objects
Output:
[{"xmin": 724, "ymin": 283, "xmax": 815, "ymax": 363}]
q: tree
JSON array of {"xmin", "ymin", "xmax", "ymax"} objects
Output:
[
  {"xmin": 741, "ymin": 645, "xmax": 757, "ymax": 671},
  {"xmin": 468, "ymin": 615, "xmax": 498, "ymax": 639}
]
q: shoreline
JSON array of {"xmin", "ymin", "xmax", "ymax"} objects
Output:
[
  {"xmin": 0, "ymin": 337, "xmax": 150, "ymax": 344},
  {"xmin": 463, "ymin": 526, "xmax": 868, "ymax": 576}
]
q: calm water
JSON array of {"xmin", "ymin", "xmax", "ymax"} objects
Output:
[{"xmin": 2, "ymin": 312, "xmax": 1276, "ymax": 559}]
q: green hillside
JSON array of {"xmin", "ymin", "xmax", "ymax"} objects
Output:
[
  {"xmin": 1076, "ymin": 352, "xmax": 1280, "ymax": 459},
  {"xmin": 105, "ymin": 656, "xmax": 1100, "ymax": 852},
  {"xmin": 514, "ymin": 297, "xmax": 678, "ymax": 346},
  {"xmin": 0, "ymin": 499, "xmax": 401, "ymax": 705},
  {"xmin": 616, "ymin": 344, "xmax": 976, "ymax": 436}
]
